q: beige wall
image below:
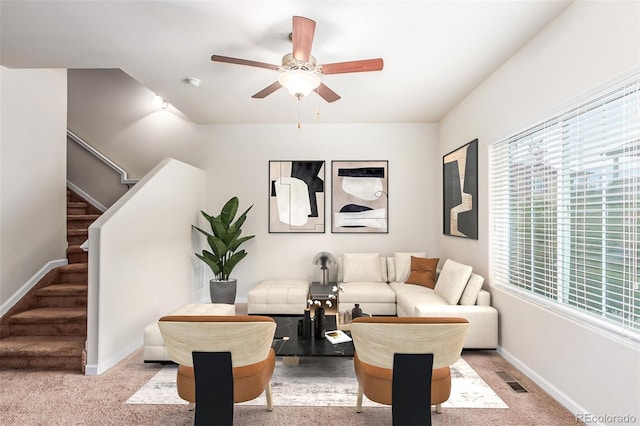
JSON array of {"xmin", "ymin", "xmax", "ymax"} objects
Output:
[
  {"xmin": 438, "ymin": 1, "xmax": 640, "ymax": 421},
  {"xmin": 0, "ymin": 67, "xmax": 67, "ymax": 307}
]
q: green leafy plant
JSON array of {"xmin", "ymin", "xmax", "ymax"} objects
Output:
[{"xmin": 193, "ymin": 197, "xmax": 255, "ymax": 281}]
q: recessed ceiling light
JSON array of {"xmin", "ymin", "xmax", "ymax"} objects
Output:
[{"xmin": 185, "ymin": 77, "xmax": 201, "ymax": 88}]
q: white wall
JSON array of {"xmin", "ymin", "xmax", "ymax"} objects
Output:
[
  {"xmin": 200, "ymin": 123, "xmax": 439, "ymax": 301},
  {"xmin": 85, "ymin": 158, "xmax": 205, "ymax": 375},
  {"xmin": 0, "ymin": 67, "xmax": 67, "ymax": 306},
  {"xmin": 438, "ymin": 1, "xmax": 640, "ymax": 423}
]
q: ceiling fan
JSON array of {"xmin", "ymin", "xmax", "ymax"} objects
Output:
[{"xmin": 211, "ymin": 16, "xmax": 384, "ymax": 103}]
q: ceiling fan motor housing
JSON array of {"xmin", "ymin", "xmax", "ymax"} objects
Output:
[{"xmin": 281, "ymin": 53, "xmax": 318, "ymax": 72}]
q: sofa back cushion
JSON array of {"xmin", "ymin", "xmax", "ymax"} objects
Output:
[
  {"xmin": 459, "ymin": 273, "xmax": 485, "ymax": 305},
  {"xmin": 405, "ymin": 257, "xmax": 440, "ymax": 289},
  {"xmin": 338, "ymin": 254, "xmax": 387, "ymax": 282},
  {"xmin": 434, "ymin": 259, "xmax": 473, "ymax": 305},
  {"xmin": 342, "ymin": 252, "xmax": 383, "ymax": 283},
  {"xmin": 393, "ymin": 252, "xmax": 427, "ymax": 282}
]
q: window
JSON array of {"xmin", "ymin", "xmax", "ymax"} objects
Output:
[{"xmin": 490, "ymin": 76, "xmax": 639, "ymax": 340}]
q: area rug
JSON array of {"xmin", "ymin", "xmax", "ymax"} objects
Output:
[{"xmin": 126, "ymin": 357, "xmax": 507, "ymax": 409}]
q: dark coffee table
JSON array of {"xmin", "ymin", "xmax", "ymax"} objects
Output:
[{"xmin": 271, "ymin": 315, "xmax": 354, "ymax": 357}]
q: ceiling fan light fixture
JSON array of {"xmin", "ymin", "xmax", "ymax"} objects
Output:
[{"xmin": 278, "ymin": 69, "xmax": 320, "ymax": 99}]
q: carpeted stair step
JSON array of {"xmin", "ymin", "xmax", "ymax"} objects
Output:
[
  {"xmin": 67, "ymin": 229, "xmax": 88, "ymax": 245},
  {"xmin": 35, "ymin": 284, "xmax": 88, "ymax": 308},
  {"xmin": 0, "ymin": 336, "xmax": 85, "ymax": 371},
  {"xmin": 67, "ymin": 214, "xmax": 100, "ymax": 230},
  {"xmin": 58, "ymin": 263, "xmax": 88, "ymax": 283},
  {"xmin": 8, "ymin": 308, "xmax": 87, "ymax": 336},
  {"xmin": 67, "ymin": 201, "xmax": 88, "ymax": 215},
  {"xmin": 66, "ymin": 245, "xmax": 88, "ymax": 264}
]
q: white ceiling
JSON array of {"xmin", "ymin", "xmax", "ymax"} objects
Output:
[{"xmin": 1, "ymin": 1, "xmax": 573, "ymax": 125}]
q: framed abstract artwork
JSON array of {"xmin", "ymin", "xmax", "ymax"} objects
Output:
[
  {"xmin": 443, "ymin": 139, "xmax": 478, "ymax": 239},
  {"xmin": 331, "ymin": 161, "xmax": 388, "ymax": 233},
  {"xmin": 269, "ymin": 161, "xmax": 325, "ymax": 233}
]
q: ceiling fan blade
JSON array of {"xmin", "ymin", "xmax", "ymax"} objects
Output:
[
  {"xmin": 292, "ymin": 16, "xmax": 316, "ymax": 62},
  {"xmin": 251, "ymin": 81, "xmax": 283, "ymax": 99},
  {"xmin": 211, "ymin": 55, "xmax": 279, "ymax": 71},
  {"xmin": 315, "ymin": 83, "xmax": 341, "ymax": 103},
  {"xmin": 320, "ymin": 58, "xmax": 384, "ymax": 75}
]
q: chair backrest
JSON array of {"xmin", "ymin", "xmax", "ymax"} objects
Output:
[
  {"xmin": 350, "ymin": 317, "xmax": 469, "ymax": 369},
  {"xmin": 158, "ymin": 315, "xmax": 276, "ymax": 368}
]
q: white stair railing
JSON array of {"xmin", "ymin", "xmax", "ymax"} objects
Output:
[{"xmin": 67, "ymin": 130, "xmax": 139, "ymax": 186}]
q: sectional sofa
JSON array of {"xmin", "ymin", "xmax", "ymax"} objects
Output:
[
  {"xmin": 144, "ymin": 253, "xmax": 498, "ymax": 362},
  {"xmin": 336, "ymin": 252, "xmax": 498, "ymax": 349}
]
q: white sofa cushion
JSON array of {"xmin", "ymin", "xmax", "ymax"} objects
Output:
[
  {"xmin": 338, "ymin": 255, "xmax": 388, "ymax": 282},
  {"xmin": 459, "ymin": 273, "xmax": 484, "ymax": 305},
  {"xmin": 143, "ymin": 303, "xmax": 235, "ymax": 362},
  {"xmin": 338, "ymin": 281, "xmax": 397, "ymax": 315},
  {"xmin": 389, "ymin": 281, "xmax": 434, "ymax": 297},
  {"xmin": 247, "ymin": 279, "xmax": 310, "ymax": 314},
  {"xmin": 343, "ymin": 252, "xmax": 382, "ymax": 283},
  {"xmin": 339, "ymin": 281, "xmax": 397, "ymax": 304},
  {"xmin": 414, "ymin": 304, "xmax": 498, "ymax": 349},
  {"xmin": 393, "ymin": 252, "xmax": 427, "ymax": 282},
  {"xmin": 395, "ymin": 288, "xmax": 449, "ymax": 316},
  {"xmin": 433, "ymin": 259, "xmax": 473, "ymax": 305}
]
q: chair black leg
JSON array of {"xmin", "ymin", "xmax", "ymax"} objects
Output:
[
  {"xmin": 192, "ymin": 351, "xmax": 234, "ymax": 426},
  {"xmin": 392, "ymin": 353, "xmax": 434, "ymax": 426}
]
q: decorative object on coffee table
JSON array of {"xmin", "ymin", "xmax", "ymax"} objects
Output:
[
  {"xmin": 302, "ymin": 308, "xmax": 312, "ymax": 340},
  {"xmin": 193, "ymin": 196, "xmax": 255, "ymax": 303},
  {"xmin": 351, "ymin": 303, "xmax": 363, "ymax": 319},
  {"xmin": 314, "ymin": 307, "xmax": 326, "ymax": 340}
]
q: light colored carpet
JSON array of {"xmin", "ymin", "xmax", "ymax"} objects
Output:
[{"xmin": 126, "ymin": 357, "xmax": 508, "ymax": 409}]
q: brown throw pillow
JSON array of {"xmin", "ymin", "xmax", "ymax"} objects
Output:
[{"xmin": 405, "ymin": 257, "xmax": 439, "ymax": 288}]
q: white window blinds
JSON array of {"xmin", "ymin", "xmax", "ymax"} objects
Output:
[{"xmin": 490, "ymin": 76, "xmax": 640, "ymax": 340}]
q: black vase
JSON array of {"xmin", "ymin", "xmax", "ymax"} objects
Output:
[
  {"xmin": 352, "ymin": 303, "xmax": 363, "ymax": 319},
  {"xmin": 302, "ymin": 309, "xmax": 312, "ymax": 340},
  {"xmin": 314, "ymin": 307, "xmax": 326, "ymax": 340}
]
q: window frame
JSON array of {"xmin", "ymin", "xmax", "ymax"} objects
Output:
[{"xmin": 489, "ymin": 73, "xmax": 639, "ymax": 343}]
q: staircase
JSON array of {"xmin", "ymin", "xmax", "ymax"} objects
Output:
[{"xmin": 0, "ymin": 189, "xmax": 101, "ymax": 373}]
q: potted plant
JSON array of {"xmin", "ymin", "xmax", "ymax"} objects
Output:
[{"xmin": 193, "ymin": 197, "xmax": 254, "ymax": 303}]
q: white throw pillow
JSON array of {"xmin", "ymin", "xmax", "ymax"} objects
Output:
[
  {"xmin": 343, "ymin": 253, "xmax": 382, "ymax": 283},
  {"xmin": 394, "ymin": 252, "xmax": 427, "ymax": 282},
  {"xmin": 380, "ymin": 256, "xmax": 388, "ymax": 283},
  {"xmin": 337, "ymin": 255, "xmax": 344, "ymax": 282},
  {"xmin": 434, "ymin": 259, "xmax": 473, "ymax": 305},
  {"xmin": 459, "ymin": 273, "xmax": 484, "ymax": 305},
  {"xmin": 386, "ymin": 257, "xmax": 396, "ymax": 282}
]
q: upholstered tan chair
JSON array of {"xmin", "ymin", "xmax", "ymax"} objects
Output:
[
  {"xmin": 158, "ymin": 315, "xmax": 277, "ymax": 411},
  {"xmin": 350, "ymin": 316, "xmax": 469, "ymax": 414}
]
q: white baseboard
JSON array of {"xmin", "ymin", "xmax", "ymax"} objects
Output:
[
  {"xmin": 497, "ymin": 347, "xmax": 596, "ymax": 425},
  {"xmin": 66, "ymin": 180, "xmax": 107, "ymax": 212},
  {"xmin": 84, "ymin": 338, "xmax": 142, "ymax": 376},
  {"xmin": 0, "ymin": 259, "xmax": 68, "ymax": 317}
]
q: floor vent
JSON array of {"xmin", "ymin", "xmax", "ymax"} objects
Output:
[{"xmin": 495, "ymin": 370, "xmax": 528, "ymax": 393}]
